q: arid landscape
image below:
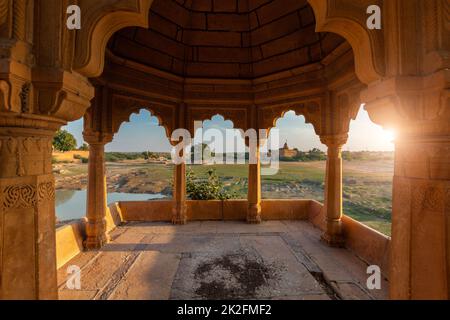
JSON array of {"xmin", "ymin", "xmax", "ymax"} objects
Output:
[{"xmin": 53, "ymin": 152, "xmax": 393, "ymax": 236}]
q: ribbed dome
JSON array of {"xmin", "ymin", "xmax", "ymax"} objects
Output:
[{"xmin": 108, "ymin": 0, "xmax": 345, "ymax": 79}]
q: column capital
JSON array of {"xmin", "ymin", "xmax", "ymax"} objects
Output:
[
  {"xmin": 83, "ymin": 131, "xmax": 113, "ymax": 145},
  {"xmin": 320, "ymin": 134, "xmax": 348, "ymax": 148},
  {"xmin": 361, "ymin": 73, "xmax": 449, "ymax": 137}
]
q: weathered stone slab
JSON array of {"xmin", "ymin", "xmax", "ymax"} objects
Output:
[
  {"xmin": 57, "ymin": 221, "xmax": 389, "ymax": 300},
  {"xmin": 240, "ymin": 235, "xmax": 324, "ymax": 297},
  {"xmin": 108, "ymin": 252, "xmax": 181, "ymax": 300},
  {"xmin": 57, "ymin": 251, "xmax": 100, "ymax": 288},
  {"xmin": 58, "ymin": 289, "xmax": 98, "ymax": 300},
  {"xmin": 144, "ymin": 234, "xmax": 241, "ymax": 254}
]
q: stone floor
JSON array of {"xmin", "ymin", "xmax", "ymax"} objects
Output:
[{"xmin": 57, "ymin": 221, "xmax": 389, "ymax": 300}]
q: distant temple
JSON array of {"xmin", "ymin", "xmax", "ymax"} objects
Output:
[{"xmin": 279, "ymin": 141, "xmax": 299, "ymax": 159}]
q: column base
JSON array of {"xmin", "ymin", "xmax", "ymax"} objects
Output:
[
  {"xmin": 84, "ymin": 220, "xmax": 109, "ymax": 250},
  {"xmin": 84, "ymin": 236, "xmax": 109, "ymax": 250},
  {"xmin": 172, "ymin": 217, "xmax": 187, "ymax": 225},
  {"xmin": 172, "ymin": 204, "xmax": 187, "ymax": 225},
  {"xmin": 321, "ymin": 232, "xmax": 345, "ymax": 248},
  {"xmin": 247, "ymin": 204, "xmax": 262, "ymax": 224}
]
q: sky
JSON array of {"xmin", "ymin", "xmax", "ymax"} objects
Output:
[{"xmin": 63, "ymin": 106, "xmax": 395, "ymax": 152}]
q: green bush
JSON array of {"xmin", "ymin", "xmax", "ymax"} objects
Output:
[
  {"xmin": 186, "ymin": 169, "xmax": 236, "ymax": 200},
  {"xmin": 78, "ymin": 143, "xmax": 89, "ymax": 151}
]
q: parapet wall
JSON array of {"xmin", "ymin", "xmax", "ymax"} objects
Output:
[
  {"xmin": 118, "ymin": 199, "xmax": 311, "ymax": 221},
  {"xmin": 55, "ymin": 199, "xmax": 391, "ymax": 279}
]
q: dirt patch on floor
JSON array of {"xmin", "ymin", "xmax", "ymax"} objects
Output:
[{"xmin": 194, "ymin": 251, "xmax": 282, "ymax": 299}]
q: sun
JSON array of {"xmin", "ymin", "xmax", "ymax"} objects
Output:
[{"xmin": 381, "ymin": 129, "xmax": 396, "ymax": 144}]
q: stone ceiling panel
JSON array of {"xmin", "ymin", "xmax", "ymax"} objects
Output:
[{"xmin": 108, "ymin": 0, "xmax": 346, "ymax": 79}]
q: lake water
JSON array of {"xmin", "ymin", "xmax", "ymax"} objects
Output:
[{"xmin": 56, "ymin": 190, "xmax": 165, "ymax": 222}]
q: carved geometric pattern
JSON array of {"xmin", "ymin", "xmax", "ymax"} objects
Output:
[
  {"xmin": 2, "ymin": 184, "xmax": 37, "ymax": 210},
  {"xmin": 1, "ymin": 181, "xmax": 55, "ymax": 210},
  {"xmin": 38, "ymin": 182, "xmax": 55, "ymax": 204}
]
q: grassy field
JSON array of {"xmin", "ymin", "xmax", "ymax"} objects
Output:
[
  {"xmin": 186, "ymin": 161, "xmax": 393, "ymax": 236},
  {"xmin": 54, "ymin": 160, "xmax": 393, "ymax": 236}
]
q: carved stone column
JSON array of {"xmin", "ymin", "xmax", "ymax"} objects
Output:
[
  {"xmin": 172, "ymin": 161, "xmax": 187, "ymax": 225},
  {"xmin": 0, "ymin": 125, "xmax": 58, "ymax": 300},
  {"xmin": 363, "ymin": 76, "xmax": 449, "ymax": 299},
  {"xmin": 83, "ymin": 133, "xmax": 112, "ymax": 249},
  {"xmin": 390, "ymin": 137, "xmax": 450, "ymax": 299},
  {"xmin": 320, "ymin": 134, "xmax": 348, "ymax": 247},
  {"xmin": 247, "ymin": 144, "xmax": 262, "ymax": 224}
]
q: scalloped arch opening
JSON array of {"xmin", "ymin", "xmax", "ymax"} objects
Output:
[
  {"xmin": 267, "ymin": 110, "xmax": 323, "ymax": 152},
  {"xmin": 111, "ymin": 108, "xmax": 172, "ymax": 152}
]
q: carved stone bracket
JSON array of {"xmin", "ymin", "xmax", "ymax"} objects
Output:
[
  {"xmin": 0, "ymin": 135, "xmax": 53, "ymax": 178},
  {"xmin": 362, "ymin": 74, "xmax": 450, "ymax": 137}
]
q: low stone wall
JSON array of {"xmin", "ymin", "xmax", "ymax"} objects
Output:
[
  {"xmin": 55, "ymin": 199, "xmax": 391, "ymax": 280},
  {"xmin": 118, "ymin": 199, "xmax": 312, "ymax": 221},
  {"xmin": 55, "ymin": 220, "xmax": 85, "ymax": 269},
  {"xmin": 307, "ymin": 200, "xmax": 391, "ymax": 279},
  {"xmin": 342, "ymin": 215, "xmax": 391, "ymax": 278}
]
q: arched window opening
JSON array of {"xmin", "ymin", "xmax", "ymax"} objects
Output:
[
  {"xmin": 54, "ymin": 109, "xmax": 173, "ymax": 225},
  {"xmin": 53, "ymin": 118, "xmax": 89, "ymax": 224},
  {"xmin": 262, "ymin": 111, "xmax": 325, "ymax": 201},
  {"xmin": 344, "ymin": 106, "xmax": 395, "ymax": 236},
  {"xmin": 187, "ymin": 115, "xmax": 248, "ymax": 200}
]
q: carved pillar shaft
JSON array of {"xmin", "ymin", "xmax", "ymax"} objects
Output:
[
  {"xmin": 172, "ymin": 162, "xmax": 187, "ymax": 225},
  {"xmin": 84, "ymin": 141, "xmax": 109, "ymax": 249},
  {"xmin": 390, "ymin": 138, "xmax": 450, "ymax": 300},
  {"xmin": 247, "ymin": 145, "xmax": 262, "ymax": 224},
  {"xmin": 0, "ymin": 127, "xmax": 57, "ymax": 299},
  {"xmin": 321, "ymin": 134, "xmax": 347, "ymax": 247}
]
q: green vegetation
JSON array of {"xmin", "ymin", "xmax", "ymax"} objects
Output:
[
  {"xmin": 78, "ymin": 143, "xmax": 89, "ymax": 151},
  {"xmin": 53, "ymin": 130, "xmax": 77, "ymax": 152},
  {"xmin": 73, "ymin": 154, "xmax": 89, "ymax": 163},
  {"xmin": 342, "ymin": 151, "xmax": 394, "ymax": 161},
  {"xmin": 281, "ymin": 148, "xmax": 327, "ymax": 162},
  {"xmin": 186, "ymin": 169, "xmax": 237, "ymax": 200},
  {"xmin": 104, "ymin": 151, "xmax": 170, "ymax": 162},
  {"xmin": 186, "ymin": 161, "xmax": 392, "ymax": 236}
]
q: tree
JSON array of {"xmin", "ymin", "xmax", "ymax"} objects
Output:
[
  {"xmin": 53, "ymin": 130, "xmax": 77, "ymax": 152},
  {"xmin": 78, "ymin": 143, "xmax": 89, "ymax": 151}
]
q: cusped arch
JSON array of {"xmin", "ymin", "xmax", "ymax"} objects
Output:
[
  {"xmin": 187, "ymin": 106, "xmax": 250, "ymax": 137},
  {"xmin": 74, "ymin": 0, "xmax": 154, "ymax": 78},
  {"xmin": 308, "ymin": 0, "xmax": 385, "ymax": 84},
  {"xmin": 260, "ymin": 102, "xmax": 323, "ymax": 137},
  {"xmin": 114, "ymin": 108, "xmax": 170, "ymax": 142},
  {"xmin": 111, "ymin": 95, "xmax": 175, "ymax": 141}
]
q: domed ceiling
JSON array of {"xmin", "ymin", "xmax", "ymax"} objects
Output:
[{"xmin": 108, "ymin": 0, "xmax": 345, "ymax": 79}]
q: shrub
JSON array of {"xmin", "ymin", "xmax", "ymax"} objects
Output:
[
  {"xmin": 186, "ymin": 169, "xmax": 235, "ymax": 200},
  {"xmin": 78, "ymin": 143, "xmax": 89, "ymax": 151}
]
